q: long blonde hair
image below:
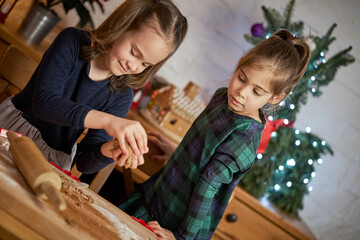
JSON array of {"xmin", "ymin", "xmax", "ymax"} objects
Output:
[
  {"xmin": 236, "ymin": 30, "xmax": 310, "ymax": 100},
  {"xmin": 81, "ymin": 0, "xmax": 188, "ymax": 90}
]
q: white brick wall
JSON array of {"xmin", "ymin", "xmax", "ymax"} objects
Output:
[{"xmin": 86, "ymin": 0, "xmax": 360, "ymax": 239}]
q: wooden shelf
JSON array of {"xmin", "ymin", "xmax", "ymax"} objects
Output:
[{"xmin": 0, "ymin": 1, "xmax": 65, "ymax": 63}]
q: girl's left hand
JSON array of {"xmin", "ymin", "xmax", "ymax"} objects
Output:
[
  {"xmin": 147, "ymin": 221, "xmax": 175, "ymax": 240},
  {"xmin": 101, "ymin": 139, "xmax": 143, "ymax": 169}
]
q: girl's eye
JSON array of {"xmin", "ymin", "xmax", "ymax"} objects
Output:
[
  {"xmin": 131, "ymin": 49, "xmax": 136, "ymax": 56},
  {"xmin": 238, "ymin": 76, "xmax": 245, "ymax": 82},
  {"xmin": 253, "ymin": 89, "xmax": 261, "ymax": 96},
  {"xmin": 142, "ymin": 63, "xmax": 147, "ymax": 68}
]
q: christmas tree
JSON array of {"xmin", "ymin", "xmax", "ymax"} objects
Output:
[{"xmin": 239, "ymin": 0, "xmax": 354, "ymax": 217}]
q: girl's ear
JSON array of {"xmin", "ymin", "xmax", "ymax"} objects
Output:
[{"xmin": 268, "ymin": 93, "xmax": 286, "ymax": 105}]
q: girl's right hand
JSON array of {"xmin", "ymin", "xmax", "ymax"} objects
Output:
[
  {"xmin": 101, "ymin": 139, "xmax": 144, "ymax": 169},
  {"xmin": 84, "ymin": 110, "xmax": 148, "ymax": 165},
  {"xmin": 103, "ymin": 117, "xmax": 148, "ymax": 166},
  {"xmin": 147, "ymin": 221, "xmax": 175, "ymax": 240},
  {"xmin": 147, "ymin": 132, "xmax": 177, "ymax": 162}
]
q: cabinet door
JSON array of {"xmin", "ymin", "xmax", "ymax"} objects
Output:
[{"xmin": 214, "ymin": 198, "xmax": 296, "ymax": 240}]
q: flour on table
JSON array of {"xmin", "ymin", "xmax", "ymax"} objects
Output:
[{"xmin": 92, "ymin": 201, "xmax": 142, "ymax": 240}]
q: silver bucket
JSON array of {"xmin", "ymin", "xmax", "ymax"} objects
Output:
[{"xmin": 18, "ymin": 3, "xmax": 60, "ymax": 46}]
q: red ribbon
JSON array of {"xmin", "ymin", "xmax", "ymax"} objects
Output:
[
  {"xmin": 131, "ymin": 216, "xmax": 155, "ymax": 232},
  {"xmin": 50, "ymin": 162, "xmax": 81, "ymax": 182},
  {"xmin": 257, "ymin": 118, "xmax": 294, "ymax": 154}
]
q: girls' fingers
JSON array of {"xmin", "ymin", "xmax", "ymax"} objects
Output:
[
  {"xmin": 138, "ymin": 154, "xmax": 144, "ymax": 165},
  {"xmin": 116, "ymin": 152, "xmax": 128, "ymax": 166},
  {"xmin": 130, "ymin": 154, "xmax": 139, "ymax": 169},
  {"xmin": 129, "ymin": 154, "xmax": 144, "ymax": 169},
  {"xmin": 115, "ymin": 139, "xmax": 129, "ymax": 166},
  {"xmin": 151, "ymin": 155, "xmax": 167, "ymax": 162},
  {"xmin": 112, "ymin": 148, "xmax": 122, "ymax": 159},
  {"xmin": 153, "ymin": 229, "xmax": 165, "ymax": 238},
  {"xmin": 149, "ymin": 136, "xmax": 162, "ymax": 146},
  {"xmin": 147, "ymin": 221, "xmax": 160, "ymax": 227},
  {"xmin": 126, "ymin": 135, "xmax": 141, "ymax": 156},
  {"xmin": 148, "ymin": 132, "xmax": 165, "ymax": 142},
  {"xmin": 134, "ymin": 127, "xmax": 148, "ymax": 154}
]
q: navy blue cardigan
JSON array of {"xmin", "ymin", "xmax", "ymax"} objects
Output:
[{"xmin": 12, "ymin": 27, "xmax": 133, "ymax": 173}]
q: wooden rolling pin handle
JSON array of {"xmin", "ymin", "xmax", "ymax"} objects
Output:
[{"xmin": 40, "ymin": 181, "xmax": 66, "ymax": 211}]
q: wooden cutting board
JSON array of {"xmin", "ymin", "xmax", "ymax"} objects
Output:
[{"xmin": 0, "ymin": 136, "xmax": 156, "ymax": 240}]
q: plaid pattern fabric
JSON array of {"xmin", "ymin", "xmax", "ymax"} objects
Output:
[{"xmin": 120, "ymin": 88, "xmax": 265, "ymax": 239}]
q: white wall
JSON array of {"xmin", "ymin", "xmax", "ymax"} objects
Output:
[{"xmin": 78, "ymin": 0, "xmax": 360, "ymax": 239}]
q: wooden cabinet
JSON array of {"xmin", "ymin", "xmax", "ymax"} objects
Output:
[{"xmin": 213, "ymin": 187, "xmax": 315, "ymax": 240}]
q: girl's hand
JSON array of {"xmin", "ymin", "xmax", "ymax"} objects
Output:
[
  {"xmin": 147, "ymin": 221, "xmax": 175, "ymax": 240},
  {"xmin": 85, "ymin": 110, "xmax": 148, "ymax": 166},
  {"xmin": 101, "ymin": 139, "xmax": 143, "ymax": 168},
  {"xmin": 147, "ymin": 132, "xmax": 177, "ymax": 162}
]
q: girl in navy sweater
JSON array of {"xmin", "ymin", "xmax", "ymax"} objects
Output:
[{"xmin": 0, "ymin": 0, "xmax": 187, "ymax": 172}]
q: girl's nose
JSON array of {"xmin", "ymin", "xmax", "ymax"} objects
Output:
[
  {"xmin": 127, "ymin": 61, "xmax": 139, "ymax": 73},
  {"xmin": 238, "ymin": 87, "xmax": 247, "ymax": 99}
]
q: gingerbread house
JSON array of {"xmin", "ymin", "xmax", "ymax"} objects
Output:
[{"xmin": 142, "ymin": 82, "xmax": 206, "ymax": 140}]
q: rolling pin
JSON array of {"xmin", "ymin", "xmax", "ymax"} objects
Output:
[{"xmin": 6, "ymin": 131, "xmax": 66, "ymax": 211}]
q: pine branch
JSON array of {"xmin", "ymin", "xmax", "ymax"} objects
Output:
[
  {"xmin": 283, "ymin": 0, "xmax": 295, "ymax": 28},
  {"xmin": 261, "ymin": 6, "xmax": 283, "ymax": 32}
]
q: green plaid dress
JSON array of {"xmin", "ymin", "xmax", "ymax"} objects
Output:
[{"xmin": 119, "ymin": 88, "xmax": 265, "ymax": 239}]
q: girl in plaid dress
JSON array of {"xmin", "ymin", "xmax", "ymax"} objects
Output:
[{"xmin": 119, "ymin": 30, "xmax": 311, "ymax": 239}]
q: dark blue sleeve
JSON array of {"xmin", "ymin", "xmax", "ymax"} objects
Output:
[
  {"xmin": 75, "ymin": 129, "xmax": 114, "ymax": 174},
  {"xmin": 31, "ymin": 27, "xmax": 92, "ymax": 128},
  {"xmin": 75, "ymin": 88, "xmax": 134, "ymax": 174}
]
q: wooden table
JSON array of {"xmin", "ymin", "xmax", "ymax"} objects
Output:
[{"xmin": 0, "ymin": 136, "xmax": 157, "ymax": 240}]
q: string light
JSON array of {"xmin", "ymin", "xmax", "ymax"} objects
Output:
[
  {"xmin": 308, "ymin": 159, "xmax": 313, "ymax": 165},
  {"xmin": 308, "ymin": 186, "xmax": 313, "ymax": 192},
  {"xmin": 295, "ymin": 140, "xmax": 300, "ymax": 146},
  {"xmin": 268, "ymin": 115, "xmax": 273, "ymax": 121},
  {"xmin": 289, "ymin": 104, "xmax": 295, "ymax": 110},
  {"xmin": 295, "ymin": 129, "xmax": 300, "ymax": 134},
  {"xmin": 284, "ymin": 119, "xmax": 289, "ymax": 125},
  {"xmin": 274, "ymin": 184, "xmax": 280, "ymax": 191},
  {"xmin": 321, "ymin": 140, "xmax": 326, "ymax": 146},
  {"xmin": 317, "ymin": 158, "xmax": 323, "ymax": 164},
  {"xmin": 311, "ymin": 76, "xmax": 316, "ymax": 81},
  {"xmin": 257, "ymin": 153, "xmax": 263, "ymax": 159},
  {"xmin": 303, "ymin": 178, "xmax": 309, "ymax": 184},
  {"xmin": 287, "ymin": 159, "xmax": 296, "ymax": 167},
  {"xmin": 313, "ymin": 141, "xmax": 318, "ymax": 147},
  {"xmin": 306, "ymin": 127, "xmax": 311, "ymax": 133},
  {"xmin": 311, "ymin": 172, "xmax": 316, "ymax": 178},
  {"xmin": 271, "ymin": 131, "xmax": 277, "ymax": 137},
  {"xmin": 320, "ymin": 52, "xmax": 325, "ymax": 57},
  {"xmin": 287, "ymin": 181, "xmax": 292, "ymax": 187},
  {"xmin": 279, "ymin": 165, "xmax": 284, "ymax": 171}
]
